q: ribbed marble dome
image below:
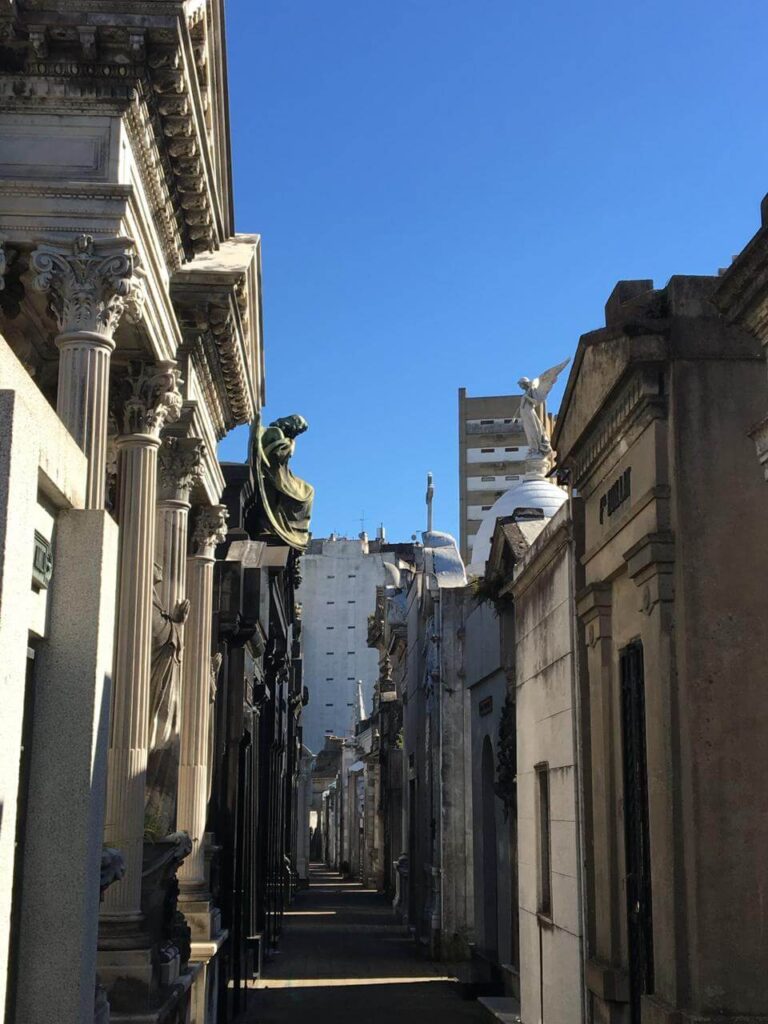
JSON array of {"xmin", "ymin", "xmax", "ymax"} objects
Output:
[{"xmin": 468, "ymin": 473, "xmax": 567, "ymax": 577}]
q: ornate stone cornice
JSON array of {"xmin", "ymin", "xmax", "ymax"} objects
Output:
[
  {"xmin": 157, "ymin": 435, "xmax": 204, "ymax": 503},
  {"xmin": 2, "ymin": 6, "xmax": 228, "ymax": 257},
  {"xmin": 177, "ymin": 305, "xmax": 253, "ymax": 437},
  {"xmin": 30, "ymin": 234, "xmax": 145, "ymax": 338},
  {"xmin": 191, "ymin": 503, "xmax": 228, "ymax": 557},
  {"xmin": 119, "ymin": 360, "xmax": 183, "ymax": 438}
]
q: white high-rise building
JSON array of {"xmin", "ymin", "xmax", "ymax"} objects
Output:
[{"xmin": 297, "ymin": 532, "xmax": 399, "ymax": 754}]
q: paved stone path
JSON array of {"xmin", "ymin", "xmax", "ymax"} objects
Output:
[{"xmin": 240, "ymin": 864, "xmax": 487, "ymax": 1023}]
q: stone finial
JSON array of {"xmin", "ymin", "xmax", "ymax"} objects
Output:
[
  {"xmin": 192, "ymin": 503, "xmax": 228, "ymax": 557},
  {"xmin": 157, "ymin": 435, "xmax": 204, "ymax": 503},
  {"xmin": 120, "ymin": 360, "xmax": 183, "ymax": 437},
  {"xmin": 31, "ymin": 234, "xmax": 145, "ymax": 338}
]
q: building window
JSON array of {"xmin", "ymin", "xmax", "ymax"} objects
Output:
[
  {"xmin": 536, "ymin": 762, "xmax": 552, "ymax": 917},
  {"xmin": 325, "ymin": 677, "xmax": 333, "ymax": 681},
  {"xmin": 325, "ymin": 703, "xmax": 334, "ymax": 707},
  {"xmin": 505, "ymin": 474, "xmax": 520, "ymax": 481},
  {"xmin": 480, "ymin": 447, "xmax": 494, "ymax": 453},
  {"xmin": 505, "ymin": 446, "xmax": 519, "ymax": 452},
  {"xmin": 347, "ymin": 676, "xmax": 355, "ymax": 680},
  {"xmin": 348, "ymin": 574, "xmax": 357, "ymax": 578},
  {"xmin": 480, "ymin": 418, "xmax": 493, "ymax": 424},
  {"xmin": 327, "ymin": 575, "xmax": 335, "ymax": 579},
  {"xmin": 326, "ymin": 626, "xmax": 334, "ymax": 630},
  {"xmin": 481, "ymin": 505, "xmax": 491, "ymax": 511},
  {"xmin": 481, "ymin": 474, "xmax": 495, "ymax": 481},
  {"xmin": 503, "ymin": 418, "xmax": 512, "ymax": 424},
  {"xmin": 347, "ymin": 625, "xmax": 355, "ymax": 629},
  {"xmin": 347, "ymin": 651, "xmax": 354, "ymax": 655},
  {"xmin": 347, "ymin": 600, "xmax": 356, "ymax": 604},
  {"xmin": 346, "ymin": 702, "xmax": 354, "ymax": 707},
  {"xmin": 326, "ymin": 652, "xmax": 334, "ymax": 655}
]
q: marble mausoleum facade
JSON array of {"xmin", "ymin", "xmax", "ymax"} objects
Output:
[{"xmin": 0, "ymin": 3, "xmax": 311, "ymax": 1023}]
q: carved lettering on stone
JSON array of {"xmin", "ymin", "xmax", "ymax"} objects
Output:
[
  {"xmin": 120, "ymin": 361, "xmax": 183, "ymax": 438},
  {"xmin": 31, "ymin": 234, "xmax": 145, "ymax": 337}
]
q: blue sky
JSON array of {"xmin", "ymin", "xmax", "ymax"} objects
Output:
[{"xmin": 220, "ymin": 0, "xmax": 768, "ymax": 542}]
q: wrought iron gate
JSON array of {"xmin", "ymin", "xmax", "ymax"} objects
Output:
[{"xmin": 620, "ymin": 641, "xmax": 654, "ymax": 1022}]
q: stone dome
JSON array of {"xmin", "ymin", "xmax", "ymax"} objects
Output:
[{"xmin": 468, "ymin": 473, "xmax": 567, "ymax": 577}]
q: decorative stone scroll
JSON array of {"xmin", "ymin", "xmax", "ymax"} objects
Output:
[
  {"xmin": 31, "ymin": 234, "xmax": 145, "ymax": 338},
  {"xmin": 157, "ymin": 436, "xmax": 204, "ymax": 504},
  {"xmin": 120, "ymin": 360, "xmax": 183, "ymax": 438},
  {"xmin": 192, "ymin": 503, "xmax": 228, "ymax": 557}
]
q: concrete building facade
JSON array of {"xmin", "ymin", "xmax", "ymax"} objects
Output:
[
  {"xmin": 297, "ymin": 533, "xmax": 400, "ymax": 754},
  {"xmin": 458, "ymin": 388, "xmax": 541, "ymax": 564}
]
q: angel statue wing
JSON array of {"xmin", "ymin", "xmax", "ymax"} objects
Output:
[{"xmin": 530, "ymin": 357, "xmax": 571, "ymax": 403}]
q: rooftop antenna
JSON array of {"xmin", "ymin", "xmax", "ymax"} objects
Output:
[
  {"xmin": 426, "ymin": 472, "xmax": 434, "ymax": 533},
  {"xmin": 359, "ymin": 510, "xmax": 366, "ymax": 534}
]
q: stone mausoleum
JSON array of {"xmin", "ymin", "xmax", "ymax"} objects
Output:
[{"xmin": 0, "ymin": 3, "xmax": 312, "ymax": 1023}]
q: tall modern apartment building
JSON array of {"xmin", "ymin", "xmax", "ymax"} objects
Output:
[
  {"xmin": 297, "ymin": 532, "xmax": 403, "ymax": 754},
  {"xmin": 458, "ymin": 388, "xmax": 541, "ymax": 563}
]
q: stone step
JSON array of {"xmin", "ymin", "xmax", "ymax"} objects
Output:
[{"xmin": 477, "ymin": 995, "xmax": 522, "ymax": 1024}]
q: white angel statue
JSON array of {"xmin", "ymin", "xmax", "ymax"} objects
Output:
[{"xmin": 517, "ymin": 358, "xmax": 570, "ymax": 459}]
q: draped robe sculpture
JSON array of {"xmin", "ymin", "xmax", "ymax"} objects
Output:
[
  {"xmin": 145, "ymin": 562, "xmax": 189, "ymax": 838},
  {"xmin": 250, "ymin": 413, "xmax": 314, "ymax": 550}
]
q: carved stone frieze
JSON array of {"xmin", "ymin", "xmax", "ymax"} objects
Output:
[
  {"xmin": 191, "ymin": 503, "xmax": 228, "ymax": 557},
  {"xmin": 157, "ymin": 435, "xmax": 204, "ymax": 503},
  {"xmin": 118, "ymin": 360, "xmax": 183, "ymax": 438},
  {"xmin": 30, "ymin": 234, "xmax": 145, "ymax": 337}
]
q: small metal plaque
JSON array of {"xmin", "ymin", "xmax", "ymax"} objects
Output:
[
  {"xmin": 479, "ymin": 696, "xmax": 493, "ymax": 716},
  {"xmin": 32, "ymin": 531, "xmax": 53, "ymax": 589}
]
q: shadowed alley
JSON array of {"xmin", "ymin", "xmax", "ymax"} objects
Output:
[{"xmin": 240, "ymin": 866, "xmax": 489, "ymax": 1023}]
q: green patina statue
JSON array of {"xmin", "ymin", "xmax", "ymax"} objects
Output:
[{"xmin": 252, "ymin": 413, "xmax": 314, "ymax": 550}]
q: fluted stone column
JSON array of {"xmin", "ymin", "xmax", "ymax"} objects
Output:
[
  {"xmin": 101, "ymin": 362, "xmax": 182, "ymax": 924},
  {"xmin": 31, "ymin": 234, "xmax": 145, "ymax": 509},
  {"xmin": 155, "ymin": 436, "xmax": 204, "ymax": 616},
  {"xmin": 177, "ymin": 504, "xmax": 228, "ymax": 902}
]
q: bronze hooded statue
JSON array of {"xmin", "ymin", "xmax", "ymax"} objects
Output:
[{"xmin": 250, "ymin": 413, "xmax": 314, "ymax": 550}]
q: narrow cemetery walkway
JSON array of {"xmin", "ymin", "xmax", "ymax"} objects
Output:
[{"xmin": 240, "ymin": 865, "xmax": 489, "ymax": 1024}]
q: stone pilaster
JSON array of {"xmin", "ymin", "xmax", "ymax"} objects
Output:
[
  {"xmin": 30, "ymin": 234, "xmax": 145, "ymax": 509},
  {"xmin": 101, "ymin": 362, "xmax": 182, "ymax": 925},
  {"xmin": 177, "ymin": 504, "xmax": 228, "ymax": 915}
]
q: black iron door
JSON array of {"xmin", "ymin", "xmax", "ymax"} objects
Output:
[{"xmin": 620, "ymin": 642, "xmax": 654, "ymax": 1022}]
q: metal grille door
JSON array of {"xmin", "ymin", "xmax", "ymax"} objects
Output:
[{"xmin": 620, "ymin": 642, "xmax": 654, "ymax": 1022}]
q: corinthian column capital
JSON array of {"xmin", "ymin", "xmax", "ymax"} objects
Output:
[
  {"xmin": 192, "ymin": 504, "xmax": 228, "ymax": 558},
  {"xmin": 31, "ymin": 233, "xmax": 145, "ymax": 339},
  {"xmin": 119, "ymin": 360, "xmax": 183, "ymax": 438},
  {"xmin": 157, "ymin": 436, "xmax": 204, "ymax": 504}
]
